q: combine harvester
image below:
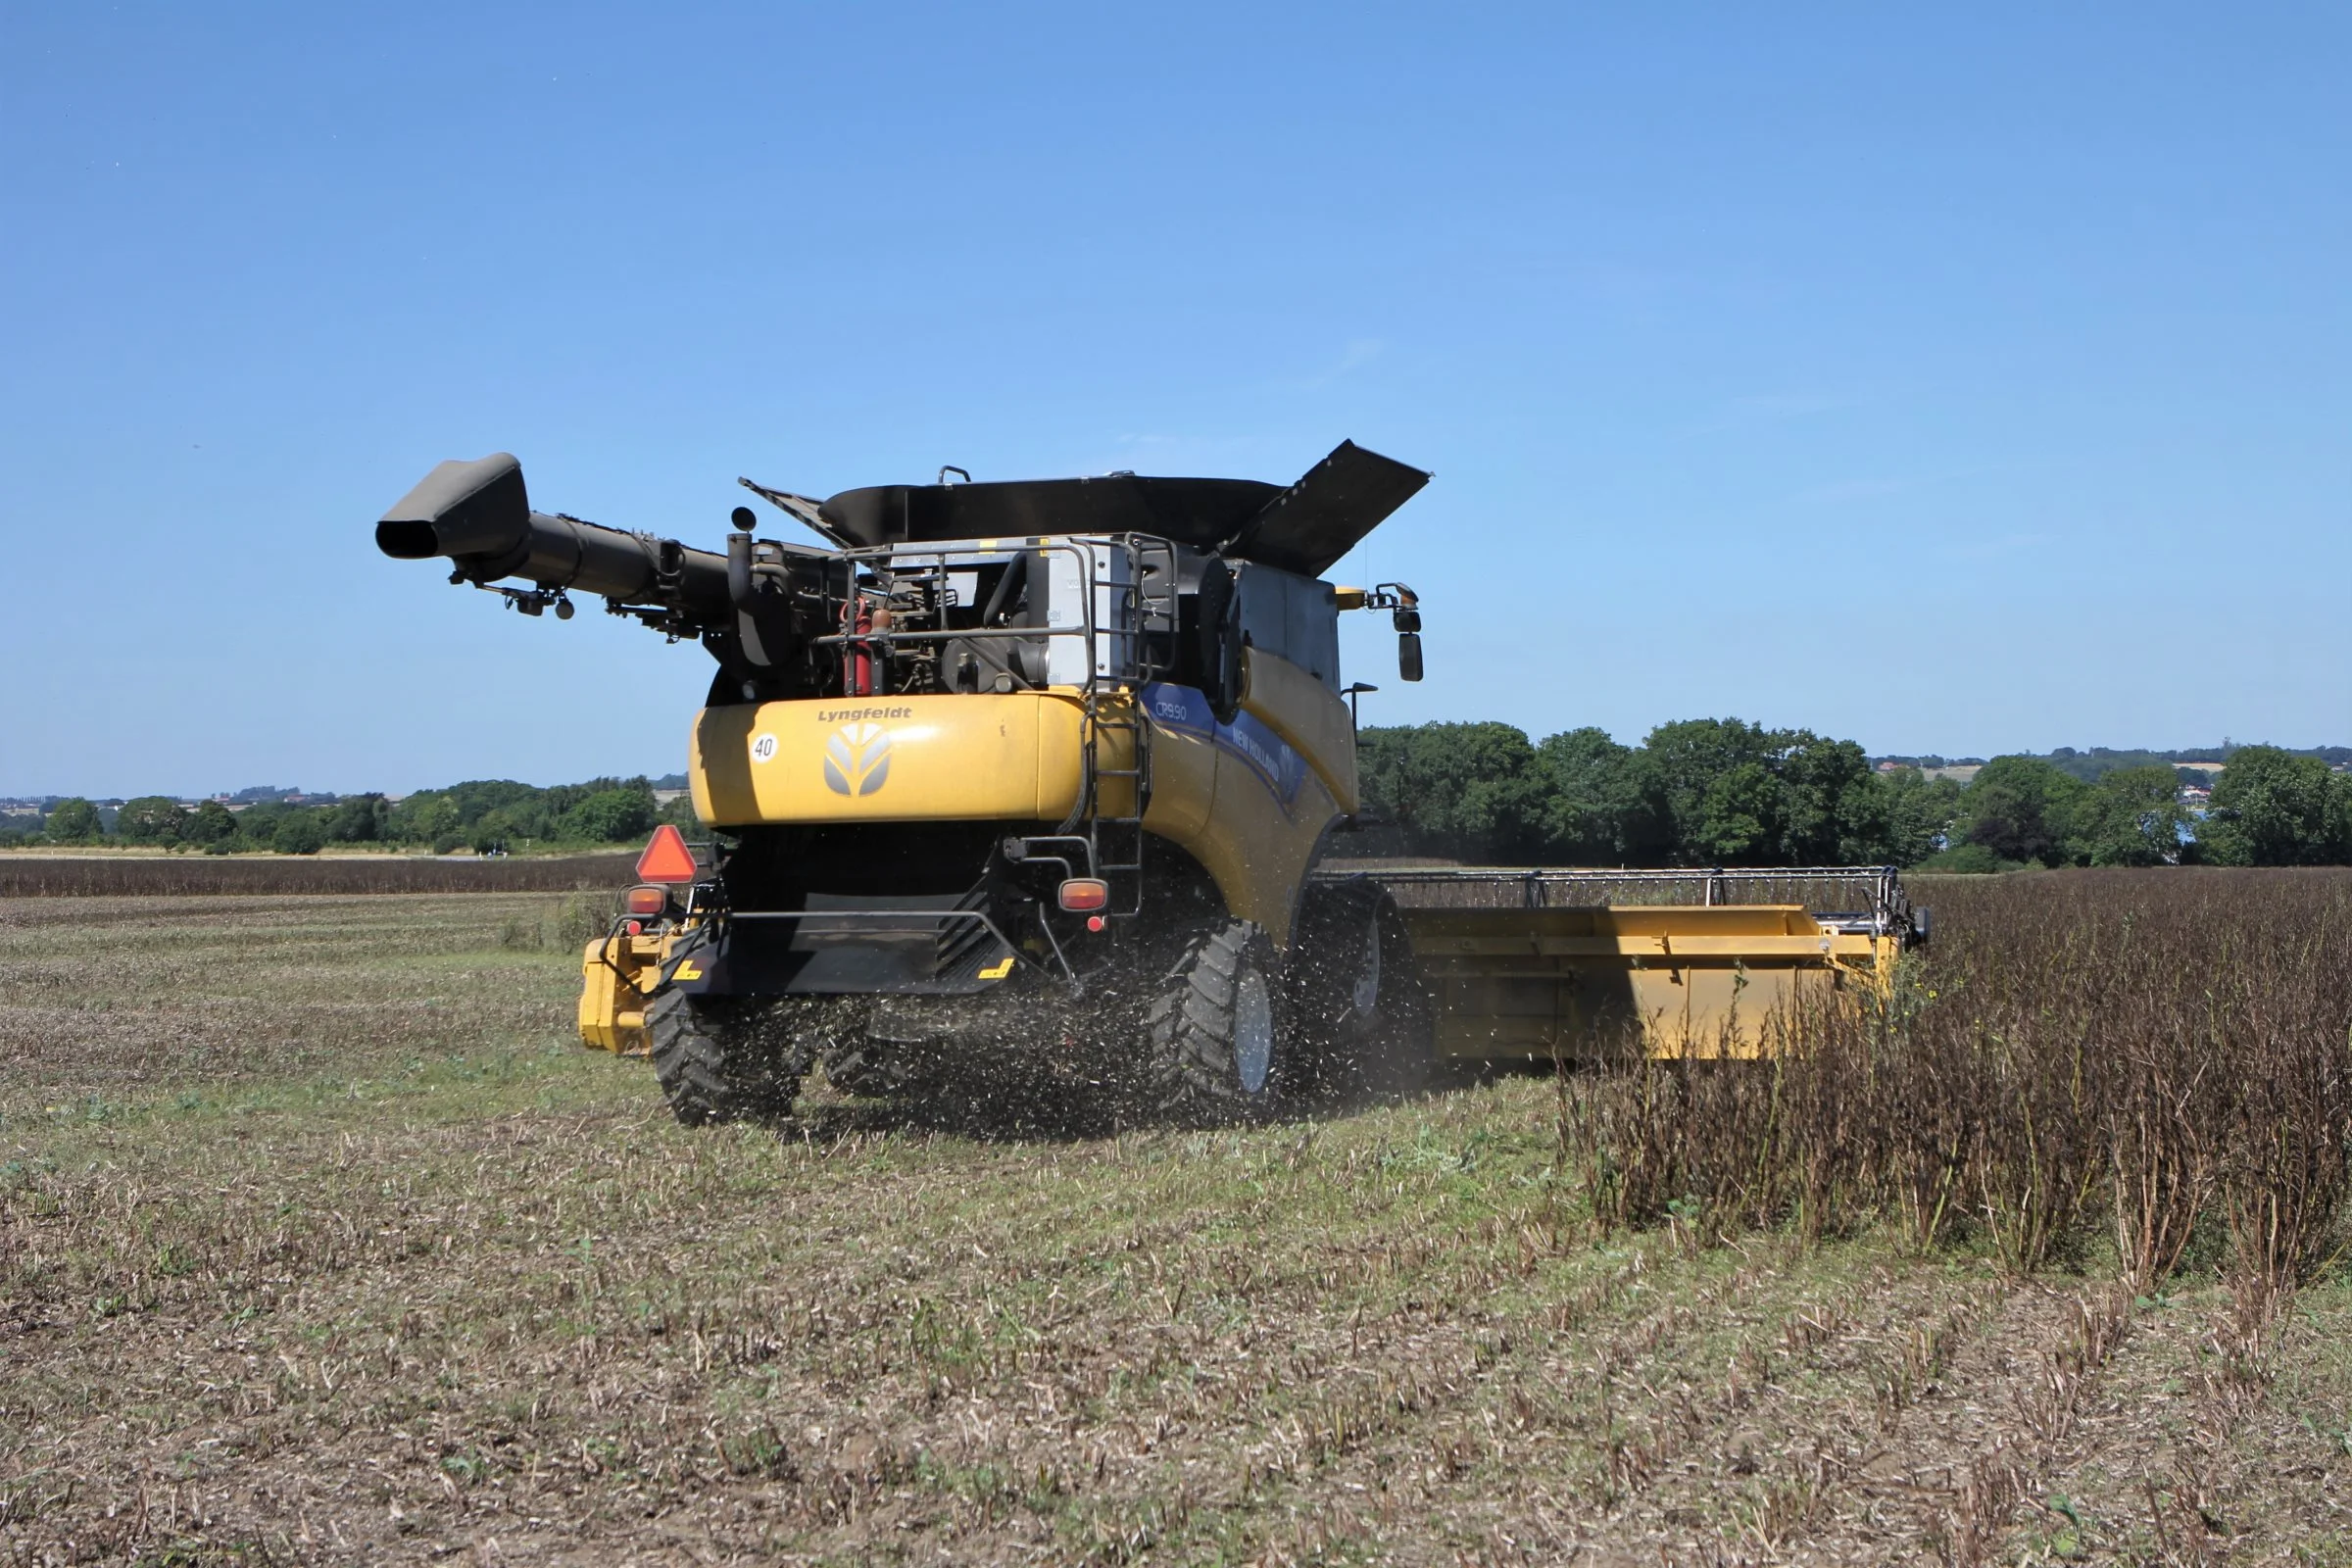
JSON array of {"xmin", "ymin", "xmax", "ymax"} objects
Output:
[{"xmin": 374, "ymin": 445, "xmax": 1923, "ymax": 1123}]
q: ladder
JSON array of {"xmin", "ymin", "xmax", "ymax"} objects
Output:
[
  {"xmin": 1073, "ymin": 535, "xmax": 1176, "ymax": 918},
  {"xmin": 1080, "ymin": 688, "xmax": 1152, "ymax": 916}
]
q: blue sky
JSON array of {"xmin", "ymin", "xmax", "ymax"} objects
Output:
[{"xmin": 3, "ymin": 4, "xmax": 2345, "ymax": 796}]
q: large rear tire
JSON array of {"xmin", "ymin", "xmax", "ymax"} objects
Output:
[
  {"xmin": 821, "ymin": 1039, "xmax": 906, "ymax": 1099},
  {"xmin": 1144, "ymin": 920, "xmax": 1298, "ymax": 1123},
  {"xmin": 646, "ymin": 990, "xmax": 800, "ymax": 1127},
  {"xmin": 1291, "ymin": 880, "xmax": 1436, "ymax": 1102}
]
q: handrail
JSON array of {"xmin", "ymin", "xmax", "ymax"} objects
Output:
[
  {"xmin": 803, "ymin": 532, "xmax": 1176, "ymax": 695},
  {"xmin": 1330, "ymin": 864, "xmax": 1914, "ymax": 934}
]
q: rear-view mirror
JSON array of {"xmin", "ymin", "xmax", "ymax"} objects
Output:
[{"xmin": 1397, "ymin": 631, "xmax": 1424, "ymax": 682}]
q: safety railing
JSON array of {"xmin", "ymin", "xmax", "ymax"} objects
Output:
[
  {"xmin": 801, "ymin": 534, "xmax": 1181, "ymax": 699},
  {"xmin": 1327, "ymin": 864, "xmax": 1914, "ymax": 935}
]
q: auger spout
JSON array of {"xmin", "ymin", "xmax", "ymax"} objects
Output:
[{"xmin": 376, "ymin": 452, "xmax": 732, "ymax": 619}]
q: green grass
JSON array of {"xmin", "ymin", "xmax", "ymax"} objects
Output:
[{"xmin": 2, "ymin": 887, "xmax": 2349, "ymax": 1564}]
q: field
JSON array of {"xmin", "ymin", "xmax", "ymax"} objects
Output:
[
  {"xmin": 3, "ymin": 873, "xmax": 2350, "ymax": 1565},
  {"xmin": 0, "ymin": 855, "xmax": 638, "ymax": 899}
]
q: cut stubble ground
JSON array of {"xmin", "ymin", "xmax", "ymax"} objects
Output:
[{"xmin": 2, "ymin": 890, "xmax": 2349, "ymax": 1565}]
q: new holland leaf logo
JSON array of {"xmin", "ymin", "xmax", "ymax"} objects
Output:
[{"xmin": 823, "ymin": 722, "xmax": 893, "ymax": 797}]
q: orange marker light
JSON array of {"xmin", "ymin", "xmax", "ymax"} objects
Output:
[
  {"xmin": 1057, "ymin": 877, "xmax": 1109, "ymax": 912},
  {"xmin": 636, "ymin": 823, "xmax": 699, "ymax": 884},
  {"xmin": 624, "ymin": 885, "xmax": 668, "ymax": 916}
]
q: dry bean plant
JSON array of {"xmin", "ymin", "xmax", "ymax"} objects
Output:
[
  {"xmin": 1570, "ymin": 870, "xmax": 2352, "ymax": 1294},
  {"xmin": 0, "ymin": 855, "xmax": 636, "ymax": 899}
]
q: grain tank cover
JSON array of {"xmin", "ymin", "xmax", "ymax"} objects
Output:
[
  {"xmin": 820, "ymin": 474, "xmax": 1275, "ymax": 554},
  {"xmin": 818, "ymin": 440, "xmax": 1429, "ymax": 577}
]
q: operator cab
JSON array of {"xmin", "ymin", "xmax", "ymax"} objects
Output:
[
  {"xmin": 715, "ymin": 528, "xmax": 1355, "ymax": 714},
  {"xmin": 715, "ymin": 442, "xmax": 1429, "ymax": 708}
]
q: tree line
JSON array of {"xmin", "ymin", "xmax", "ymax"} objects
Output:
[
  {"xmin": 11, "ymin": 723, "xmax": 2347, "ymax": 869},
  {"xmin": 6, "ymin": 778, "xmax": 694, "ymax": 856},
  {"xmin": 1356, "ymin": 719, "xmax": 2352, "ymax": 870},
  {"xmin": 1878, "ymin": 743, "xmax": 2351, "ymax": 783}
]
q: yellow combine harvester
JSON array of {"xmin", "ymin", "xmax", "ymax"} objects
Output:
[{"xmin": 375, "ymin": 444, "xmax": 1921, "ymax": 1124}]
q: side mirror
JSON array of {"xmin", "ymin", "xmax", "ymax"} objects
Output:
[{"xmin": 1397, "ymin": 631, "xmax": 1424, "ymax": 682}]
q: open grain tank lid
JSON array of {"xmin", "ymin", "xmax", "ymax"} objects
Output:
[{"xmin": 815, "ymin": 440, "xmax": 1429, "ymax": 578}]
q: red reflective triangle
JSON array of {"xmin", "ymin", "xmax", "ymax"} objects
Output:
[{"xmin": 635, "ymin": 823, "xmax": 699, "ymax": 884}]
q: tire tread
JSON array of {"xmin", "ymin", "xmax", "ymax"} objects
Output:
[
  {"xmin": 647, "ymin": 989, "xmax": 797, "ymax": 1126},
  {"xmin": 1144, "ymin": 920, "xmax": 1279, "ymax": 1123}
]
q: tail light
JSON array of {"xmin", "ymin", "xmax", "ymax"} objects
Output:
[
  {"xmin": 623, "ymin": 885, "xmax": 668, "ymax": 917},
  {"xmin": 1056, "ymin": 877, "xmax": 1110, "ymax": 912}
]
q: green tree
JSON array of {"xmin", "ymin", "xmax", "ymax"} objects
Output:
[
  {"xmin": 1635, "ymin": 718, "xmax": 1888, "ymax": 865},
  {"xmin": 1693, "ymin": 760, "xmax": 1783, "ymax": 862},
  {"xmin": 182, "ymin": 800, "xmax": 238, "ymax": 848},
  {"xmin": 235, "ymin": 802, "xmax": 290, "ymax": 846},
  {"xmin": 1877, "ymin": 768, "xmax": 1965, "ymax": 866},
  {"xmin": 470, "ymin": 807, "xmax": 523, "ymax": 855},
  {"xmin": 2072, "ymin": 765, "xmax": 2188, "ymax": 867},
  {"xmin": 1959, "ymin": 757, "xmax": 2086, "ymax": 867},
  {"xmin": 45, "ymin": 798, "xmax": 101, "ymax": 843},
  {"xmin": 116, "ymin": 796, "xmax": 189, "ymax": 844},
  {"xmin": 2200, "ymin": 747, "xmax": 2352, "ymax": 865},
  {"xmin": 325, "ymin": 795, "xmax": 386, "ymax": 843},
  {"xmin": 1533, "ymin": 727, "xmax": 1662, "ymax": 863},
  {"xmin": 388, "ymin": 792, "xmax": 460, "ymax": 846},
  {"xmin": 560, "ymin": 787, "xmax": 659, "ymax": 844},
  {"xmin": 432, "ymin": 779, "xmax": 547, "ymax": 840},
  {"xmin": 1357, "ymin": 722, "xmax": 1548, "ymax": 860},
  {"xmin": 271, "ymin": 812, "xmax": 327, "ymax": 855},
  {"xmin": 1639, "ymin": 718, "xmax": 1772, "ymax": 862},
  {"xmin": 1778, "ymin": 736, "xmax": 1882, "ymax": 862}
]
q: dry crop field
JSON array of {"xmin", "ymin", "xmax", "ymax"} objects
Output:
[
  {"xmin": 2, "ymin": 872, "xmax": 2349, "ymax": 1566},
  {"xmin": 0, "ymin": 855, "xmax": 638, "ymax": 900}
]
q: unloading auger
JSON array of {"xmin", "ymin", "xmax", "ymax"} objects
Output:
[{"xmin": 374, "ymin": 445, "xmax": 1925, "ymax": 1124}]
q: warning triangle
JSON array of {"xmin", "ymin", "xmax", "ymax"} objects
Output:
[{"xmin": 635, "ymin": 823, "xmax": 699, "ymax": 884}]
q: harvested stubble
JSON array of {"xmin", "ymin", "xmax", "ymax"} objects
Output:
[
  {"xmin": 0, "ymin": 853, "xmax": 636, "ymax": 899},
  {"xmin": 3, "ymin": 875, "xmax": 2350, "ymax": 1565}
]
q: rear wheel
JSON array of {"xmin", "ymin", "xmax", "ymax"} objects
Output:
[
  {"xmin": 1291, "ymin": 880, "xmax": 1436, "ymax": 1101},
  {"xmin": 1143, "ymin": 919, "xmax": 1297, "ymax": 1123},
  {"xmin": 646, "ymin": 990, "xmax": 800, "ymax": 1126},
  {"xmin": 821, "ymin": 1039, "xmax": 906, "ymax": 1098},
  {"xmin": 762, "ymin": 998, "xmax": 902, "ymax": 1099}
]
